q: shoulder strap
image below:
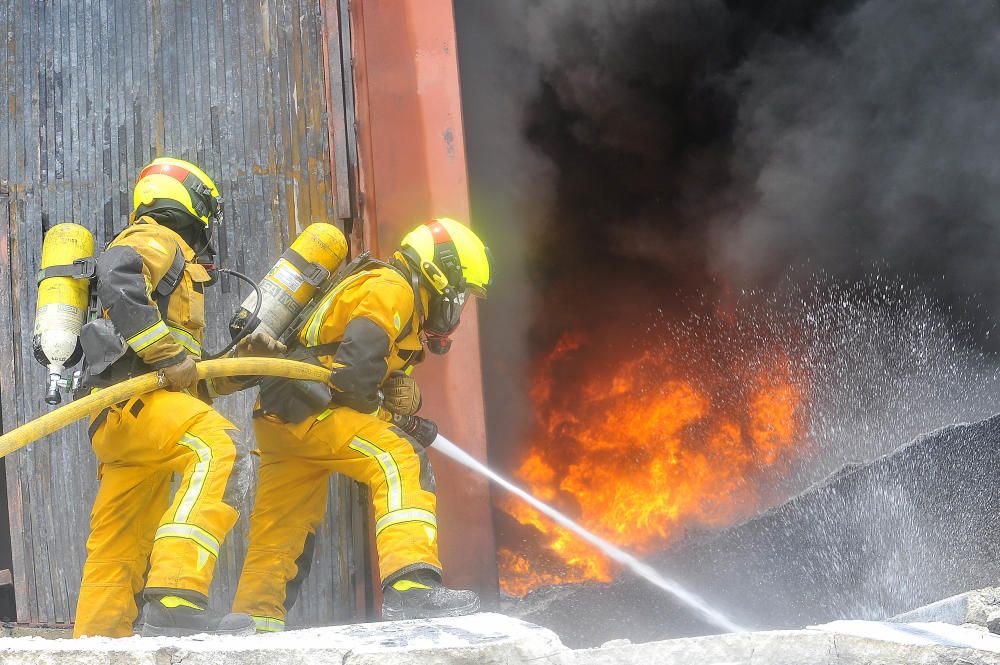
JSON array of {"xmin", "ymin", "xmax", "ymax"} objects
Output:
[
  {"xmin": 151, "ymin": 242, "xmax": 186, "ymax": 321},
  {"xmin": 387, "ymin": 255, "xmax": 424, "ymax": 325},
  {"xmin": 366, "ymin": 256, "xmax": 408, "ymax": 281},
  {"xmin": 155, "ymin": 243, "xmax": 186, "ymax": 299}
]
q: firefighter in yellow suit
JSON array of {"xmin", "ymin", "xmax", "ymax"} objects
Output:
[
  {"xmin": 233, "ymin": 218, "xmax": 493, "ymax": 631},
  {"xmin": 73, "ymin": 158, "xmax": 277, "ymax": 638}
]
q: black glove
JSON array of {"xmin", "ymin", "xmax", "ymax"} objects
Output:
[{"xmin": 391, "ymin": 413, "xmax": 438, "ymax": 448}]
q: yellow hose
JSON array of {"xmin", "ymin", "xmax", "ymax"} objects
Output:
[{"xmin": 0, "ymin": 358, "xmax": 330, "ymax": 458}]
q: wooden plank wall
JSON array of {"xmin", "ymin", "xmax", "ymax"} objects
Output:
[{"xmin": 0, "ymin": 0, "xmax": 369, "ymax": 626}]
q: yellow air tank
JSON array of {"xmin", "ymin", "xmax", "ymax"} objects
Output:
[
  {"xmin": 33, "ymin": 223, "xmax": 96, "ymax": 404},
  {"xmin": 230, "ymin": 223, "xmax": 348, "ymax": 341}
]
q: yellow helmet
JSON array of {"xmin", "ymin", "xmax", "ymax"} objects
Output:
[
  {"xmin": 399, "ymin": 218, "xmax": 493, "ymax": 354},
  {"xmin": 133, "ymin": 157, "xmax": 223, "ymax": 229},
  {"xmin": 399, "ymin": 217, "xmax": 493, "ymax": 299}
]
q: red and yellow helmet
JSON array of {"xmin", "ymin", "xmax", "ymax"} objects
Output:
[
  {"xmin": 399, "ymin": 218, "xmax": 493, "ymax": 354},
  {"xmin": 133, "ymin": 157, "xmax": 223, "ymax": 229},
  {"xmin": 399, "ymin": 217, "xmax": 493, "ymax": 299}
]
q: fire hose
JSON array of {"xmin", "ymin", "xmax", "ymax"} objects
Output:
[
  {"xmin": 0, "ymin": 358, "xmax": 331, "ymax": 459},
  {"xmin": 0, "ymin": 356, "xmax": 745, "ymax": 632}
]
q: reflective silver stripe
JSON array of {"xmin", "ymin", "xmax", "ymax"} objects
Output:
[
  {"xmin": 153, "ymin": 523, "xmax": 220, "ymax": 557},
  {"xmin": 168, "ymin": 326, "xmax": 202, "ymax": 355},
  {"xmin": 127, "ymin": 320, "xmax": 170, "ymax": 352},
  {"xmin": 175, "ymin": 432, "xmax": 213, "ymax": 523},
  {"xmin": 349, "ymin": 437, "xmax": 402, "ymax": 512},
  {"xmin": 375, "ymin": 508, "xmax": 437, "ymax": 535},
  {"xmin": 303, "ymin": 290, "xmax": 337, "ymax": 346},
  {"xmin": 303, "ymin": 271, "xmax": 372, "ymax": 346},
  {"xmin": 252, "ymin": 616, "xmax": 285, "ymax": 633}
]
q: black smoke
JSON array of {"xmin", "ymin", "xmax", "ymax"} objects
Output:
[
  {"xmin": 499, "ymin": 0, "xmax": 999, "ymax": 302},
  {"xmin": 457, "ymin": 0, "xmax": 1000, "ymax": 468}
]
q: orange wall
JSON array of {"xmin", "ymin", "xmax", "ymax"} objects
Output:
[{"xmin": 350, "ymin": 0, "xmax": 499, "ymax": 598}]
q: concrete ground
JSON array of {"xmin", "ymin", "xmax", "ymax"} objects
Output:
[{"xmin": 3, "ymin": 612, "xmax": 1000, "ymax": 665}]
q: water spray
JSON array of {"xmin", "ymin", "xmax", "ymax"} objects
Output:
[{"xmin": 431, "ymin": 434, "xmax": 745, "ymax": 633}]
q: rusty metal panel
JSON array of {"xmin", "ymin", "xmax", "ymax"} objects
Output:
[
  {"xmin": 0, "ymin": 0, "xmax": 368, "ymax": 627},
  {"xmin": 349, "ymin": 0, "xmax": 498, "ymax": 598}
]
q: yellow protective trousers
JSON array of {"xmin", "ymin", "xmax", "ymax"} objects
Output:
[
  {"xmin": 73, "ymin": 388, "xmax": 248, "ymax": 638},
  {"xmin": 232, "ymin": 406, "xmax": 440, "ymax": 632}
]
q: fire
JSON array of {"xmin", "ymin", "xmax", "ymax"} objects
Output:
[{"xmin": 498, "ymin": 329, "xmax": 806, "ymax": 597}]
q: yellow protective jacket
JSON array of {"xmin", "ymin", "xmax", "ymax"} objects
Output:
[
  {"xmin": 298, "ymin": 263, "xmax": 427, "ymax": 413},
  {"xmin": 95, "ymin": 216, "xmax": 211, "ymax": 368}
]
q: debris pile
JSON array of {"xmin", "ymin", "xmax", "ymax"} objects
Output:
[{"xmin": 511, "ymin": 414, "xmax": 1000, "ymax": 646}]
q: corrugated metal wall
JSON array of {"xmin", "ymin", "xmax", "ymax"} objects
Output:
[{"xmin": 0, "ymin": 0, "xmax": 370, "ymax": 626}]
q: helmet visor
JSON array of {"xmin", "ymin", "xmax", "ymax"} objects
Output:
[{"xmin": 462, "ymin": 246, "xmax": 492, "ymax": 299}]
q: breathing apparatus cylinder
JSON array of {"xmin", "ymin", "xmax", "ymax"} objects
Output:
[
  {"xmin": 229, "ymin": 223, "xmax": 348, "ymax": 341},
  {"xmin": 32, "ymin": 223, "xmax": 96, "ymax": 405}
]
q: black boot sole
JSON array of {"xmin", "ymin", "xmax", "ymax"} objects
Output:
[{"xmin": 382, "ymin": 596, "xmax": 481, "ymax": 621}]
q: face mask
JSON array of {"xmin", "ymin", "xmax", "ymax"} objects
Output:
[
  {"xmin": 424, "ymin": 332, "xmax": 452, "ymax": 355},
  {"xmin": 422, "ymin": 289, "xmax": 468, "ymax": 354}
]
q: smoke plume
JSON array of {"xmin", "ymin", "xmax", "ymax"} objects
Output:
[
  {"xmin": 460, "ymin": 0, "xmax": 1000, "ymax": 316},
  {"xmin": 457, "ymin": 0, "xmax": 1000, "ymax": 468}
]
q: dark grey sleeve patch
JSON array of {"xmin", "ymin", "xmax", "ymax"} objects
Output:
[
  {"xmin": 96, "ymin": 245, "xmax": 163, "ymax": 339},
  {"xmin": 328, "ymin": 316, "xmax": 391, "ymax": 413}
]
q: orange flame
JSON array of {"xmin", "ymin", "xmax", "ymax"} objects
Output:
[{"xmin": 498, "ymin": 331, "xmax": 806, "ymax": 597}]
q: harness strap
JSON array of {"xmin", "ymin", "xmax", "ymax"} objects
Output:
[
  {"xmin": 156, "ymin": 244, "xmax": 186, "ymax": 298},
  {"xmin": 36, "ymin": 257, "xmax": 97, "ymax": 284},
  {"xmin": 283, "ymin": 248, "xmax": 331, "ymax": 287},
  {"xmin": 88, "ymin": 407, "xmax": 111, "ymax": 439},
  {"xmin": 294, "ymin": 341, "xmax": 342, "ymax": 359},
  {"xmin": 154, "ymin": 243, "xmax": 186, "ymax": 321},
  {"xmin": 87, "ymin": 398, "xmax": 129, "ymax": 439}
]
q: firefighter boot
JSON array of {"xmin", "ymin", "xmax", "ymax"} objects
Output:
[
  {"xmin": 139, "ymin": 592, "xmax": 255, "ymax": 637},
  {"xmin": 381, "ymin": 569, "xmax": 481, "ymax": 621}
]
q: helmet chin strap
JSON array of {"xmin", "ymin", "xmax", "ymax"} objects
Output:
[
  {"xmin": 408, "ymin": 261, "xmax": 425, "ymax": 322},
  {"xmin": 189, "ymin": 229, "xmax": 216, "ymax": 263},
  {"xmin": 157, "ymin": 213, "xmax": 219, "ymax": 283},
  {"xmin": 396, "ymin": 253, "xmax": 454, "ymax": 355}
]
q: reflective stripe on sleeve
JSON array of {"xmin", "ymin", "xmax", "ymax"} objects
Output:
[
  {"xmin": 127, "ymin": 320, "xmax": 170, "ymax": 352},
  {"xmin": 168, "ymin": 326, "xmax": 202, "ymax": 356},
  {"xmin": 348, "ymin": 437, "xmax": 402, "ymax": 512},
  {"xmin": 153, "ymin": 523, "xmax": 221, "ymax": 558},
  {"xmin": 375, "ymin": 508, "xmax": 437, "ymax": 536}
]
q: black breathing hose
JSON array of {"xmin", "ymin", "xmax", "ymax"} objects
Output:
[{"xmin": 203, "ymin": 268, "xmax": 262, "ymax": 360}]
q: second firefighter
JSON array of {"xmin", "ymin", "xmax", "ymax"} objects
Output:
[{"xmin": 233, "ymin": 217, "xmax": 493, "ymax": 631}]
